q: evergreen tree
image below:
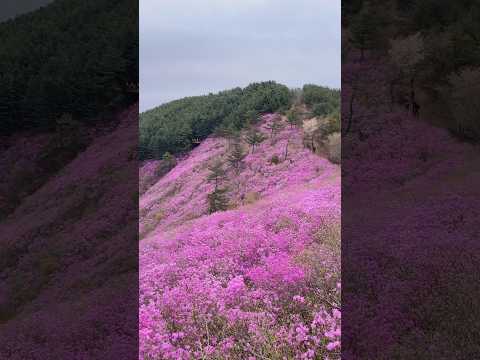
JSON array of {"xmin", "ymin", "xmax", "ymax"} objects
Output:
[
  {"xmin": 265, "ymin": 115, "xmax": 285, "ymax": 143},
  {"xmin": 287, "ymin": 110, "xmax": 300, "ymax": 128},
  {"xmin": 244, "ymin": 109, "xmax": 261, "ymax": 125},
  {"xmin": 206, "ymin": 160, "xmax": 229, "ymax": 213},
  {"xmin": 227, "ymin": 142, "xmax": 247, "ymax": 174},
  {"xmin": 207, "ymin": 187, "xmax": 229, "ymax": 213},
  {"xmin": 349, "ymin": 1, "xmax": 378, "ymax": 60},
  {"xmin": 389, "ymin": 33, "xmax": 424, "ymax": 115},
  {"xmin": 214, "ymin": 123, "xmax": 234, "ymax": 138},
  {"xmin": 207, "ymin": 160, "xmax": 227, "ymax": 190},
  {"xmin": 245, "ymin": 129, "xmax": 266, "ymax": 153},
  {"xmin": 214, "ymin": 123, "xmax": 240, "ymax": 149}
]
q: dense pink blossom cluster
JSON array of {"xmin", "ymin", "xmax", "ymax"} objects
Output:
[
  {"xmin": 140, "ymin": 160, "xmax": 163, "ymax": 194},
  {"xmin": 140, "ymin": 114, "xmax": 337, "ymax": 235},
  {"xmin": 140, "ymin": 160, "xmax": 161, "ymax": 179},
  {"xmin": 140, "ymin": 115, "xmax": 341, "ymax": 359}
]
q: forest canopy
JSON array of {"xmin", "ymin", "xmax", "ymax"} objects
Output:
[
  {"xmin": 139, "ymin": 81, "xmax": 292, "ymax": 160},
  {"xmin": 303, "ymin": 84, "xmax": 340, "ymax": 119},
  {"xmin": 0, "ymin": 0, "xmax": 138, "ymax": 135}
]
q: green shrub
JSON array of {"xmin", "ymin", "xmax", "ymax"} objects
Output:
[
  {"xmin": 313, "ymin": 102, "xmax": 335, "ymax": 117},
  {"xmin": 270, "ymin": 155, "xmax": 280, "ymax": 165},
  {"xmin": 303, "ymin": 84, "xmax": 340, "ymax": 108}
]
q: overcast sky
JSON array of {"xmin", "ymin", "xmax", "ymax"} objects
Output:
[{"xmin": 140, "ymin": 0, "xmax": 340, "ymax": 112}]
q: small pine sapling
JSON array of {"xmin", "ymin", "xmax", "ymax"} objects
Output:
[
  {"xmin": 207, "ymin": 187, "xmax": 229, "ymax": 213},
  {"xmin": 265, "ymin": 115, "xmax": 285, "ymax": 144},
  {"xmin": 227, "ymin": 142, "xmax": 247, "ymax": 174},
  {"xmin": 245, "ymin": 129, "xmax": 266, "ymax": 153},
  {"xmin": 207, "ymin": 160, "xmax": 227, "ymax": 190}
]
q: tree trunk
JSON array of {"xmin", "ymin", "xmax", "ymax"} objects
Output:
[{"xmin": 284, "ymin": 138, "xmax": 290, "ymax": 160}]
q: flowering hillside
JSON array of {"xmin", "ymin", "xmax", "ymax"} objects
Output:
[
  {"xmin": 0, "ymin": 105, "xmax": 138, "ymax": 359},
  {"xmin": 341, "ymin": 109, "xmax": 480, "ymax": 359},
  {"xmin": 140, "ymin": 114, "xmax": 341, "ymax": 359}
]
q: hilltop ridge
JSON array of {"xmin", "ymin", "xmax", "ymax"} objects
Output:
[{"xmin": 140, "ymin": 113, "xmax": 339, "ymax": 237}]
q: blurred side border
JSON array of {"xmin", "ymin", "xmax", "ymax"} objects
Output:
[
  {"xmin": 0, "ymin": 1, "xmax": 139, "ymax": 359},
  {"xmin": 342, "ymin": 1, "xmax": 480, "ymax": 359}
]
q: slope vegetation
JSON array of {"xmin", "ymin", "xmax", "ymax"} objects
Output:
[
  {"xmin": 139, "ymin": 82, "xmax": 291, "ymax": 159},
  {"xmin": 0, "ymin": 0, "xmax": 138, "ymax": 134},
  {"xmin": 342, "ymin": 109, "xmax": 480, "ymax": 358},
  {"xmin": 140, "ymin": 114, "xmax": 341, "ymax": 359},
  {"xmin": 0, "ymin": 105, "xmax": 138, "ymax": 359}
]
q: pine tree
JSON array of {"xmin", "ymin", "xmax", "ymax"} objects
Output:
[
  {"xmin": 349, "ymin": 1, "xmax": 378, "ymax": 60},
  {"xmin": 389, "ymin": 33, "xmax": 424, "ymax": 115},
  {"xmin": 245, "ymin": 129, "xmax": 266, "ymax": 153},
  {"xmin": 265, "ymin": 115, "xmax": 285, "ymax": 143},
  {"xmin": 227, "ymin": 142, "xmax": 247, "ymax": 174},
  {"xmin": 244, "ymin": 109, "xmax": 261, "ymax": 125},
  {"xmin": 214, "ymin": 123, "xmax": 234, "ymax": 138},
  {"xmin": 207, "ymin": 160, "xmax": 227, "ymax": 190},
  {"xmin": 215, "ymin": 124, "xmax": 240, "ymax": 149},
  {"xmin": 287, "ymin": 110, "xmax": 300, "ymax": 128},
  {"xmin": 207, "ymin": 187, "xmax": 229, "ymax": 213}
]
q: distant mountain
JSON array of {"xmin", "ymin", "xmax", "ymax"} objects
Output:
[
  {"xmin": 0, "ymin": 0, "xmax": 53, "ymax": 22},
  {"xmin": 0, "ymin": 0, "xmax": 138, "ymax": 134}
]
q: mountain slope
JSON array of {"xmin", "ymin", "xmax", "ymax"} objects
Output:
[
  {"xmin": 342, "ymin": 110, "xmax": 480, "ymax": 358},
  {"xmin": 0, "ymin": 105, "xmax": 138, "ymax": 359},
  {"xmin": 0, "ymin": 0, "xmax": 138, "ymax": 134},
  {"xmin": 139, "ymin": 114, "xmax": 341, "ymax": 359}
]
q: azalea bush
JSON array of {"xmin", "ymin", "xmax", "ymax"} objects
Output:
[
  {"xmin": 140, "ymin": 114, "xmax": 341, "ymax": 359},
  {"xmin": 341, "ymin": 48, "xmax": 480, "ymax": 357}
]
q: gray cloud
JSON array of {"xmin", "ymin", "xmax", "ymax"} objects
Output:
[{"xmin": 140, "ymin": 0, "xmax": 340, "ymax": 111}]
